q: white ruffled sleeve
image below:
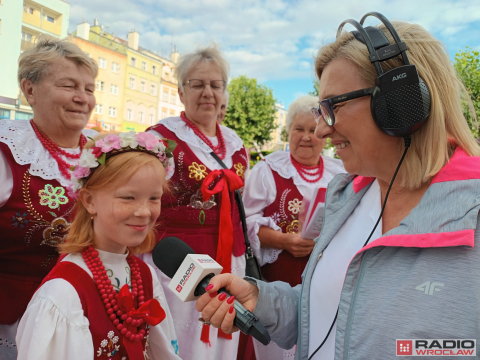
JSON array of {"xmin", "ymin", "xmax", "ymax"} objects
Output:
[
  {"xmin": 146, "ymin": 265, "xmax": 182, "ymax": 359},
  {"xmin": 16, "ymin": 279, "xmax": 93, "ymax": 360},
  {"xmin": 243, "ymin": 161, "xmax": 283, "ymax": 266}
]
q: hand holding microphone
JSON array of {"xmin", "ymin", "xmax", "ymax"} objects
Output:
[{"xmin": 152, "ymin": 236, "xmax": 270, "ymax": 345}]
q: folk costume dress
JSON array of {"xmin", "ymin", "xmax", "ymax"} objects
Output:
[
  {"xmin": 242, "ymin": 150, "xmax": 344, "ymax": 360},
  {"xmin": 143, "ymin": 115, "xmax": 248, "ymax": 360},
  {"xmin": 0, "ymin": 119, "xmax": 96, "ymax": 360},
  {"xmin": 16, "ymin": 249, "xmax": 181, "ymax": 359}
]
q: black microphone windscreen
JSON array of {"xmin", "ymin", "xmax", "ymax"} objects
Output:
[{"xmin": 152, "ymin": 236, "xmax": 196, "ymax": 279}]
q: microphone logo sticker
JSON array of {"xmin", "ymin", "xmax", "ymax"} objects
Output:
[
  {"xmin": 392, "ymin": 73, "xmax": 407, "ymax": 82},
  {"xmin": 177, "ymin": 263, "xmax": 195, "ymax": 292},
  {"xmin": 198, "ymin": 258, "xmax": 215, "ymax": 263}
]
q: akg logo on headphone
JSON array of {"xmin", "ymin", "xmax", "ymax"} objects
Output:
[{"xmin": 392, "ymin": 73, "xmax": 407, "ymax": 82}]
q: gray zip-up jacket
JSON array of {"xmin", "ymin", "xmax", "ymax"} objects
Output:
[{"xmin": 251, "ymin": 148, "xmax": 480, "ymax": 359}]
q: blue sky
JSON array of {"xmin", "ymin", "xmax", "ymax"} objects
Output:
[{"xmin": 69, "ymin": 0, "xmax": 480, "ymax": 109}]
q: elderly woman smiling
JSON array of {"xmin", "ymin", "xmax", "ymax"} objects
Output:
[
  {"xmin": 241, "ymin": 95, "xmax": 344, "ymax": 360},
  {"xmin": 0, "ymin": 36, "xmax": 97, "ymax": 360},
  {"xmin": 143, "ymin": 44, "xmax": 248, "ymax": 360},
  {"xmin": 195, "ymin": 16, "xmax": 480, "ymax": 360}
]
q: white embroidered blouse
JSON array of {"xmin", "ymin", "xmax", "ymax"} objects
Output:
[
  {"xmin": 242, "ymin": 151, "xmax": 345, "ymax": 266},
  {"xmin": 16, "ymin": 249, "xmax": 181, "ymax": 360}
]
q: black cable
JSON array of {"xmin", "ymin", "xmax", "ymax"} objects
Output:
[{"xmin": 307, "ymin": 136, "xmax": 411, "ymax": 360}]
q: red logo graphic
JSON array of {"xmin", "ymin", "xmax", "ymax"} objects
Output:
[
  {"xmin": 397, "ymin": 340, "xmax": 413, "ymax": 355},
  {"xmin": 176, "ymin": 284, "xmax": 182, "ymax": 293}
]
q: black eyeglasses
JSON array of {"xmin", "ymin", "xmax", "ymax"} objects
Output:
[{"xmin": 311, "ymin": 87, "xmax": 375, "ymax": 126}]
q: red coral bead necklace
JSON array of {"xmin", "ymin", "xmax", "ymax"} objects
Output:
[
  {"xmin": 180, "ymin": 111, "xmax": 226, "ymax": 160},
  {"xmin": 30, "ymin": 119, "xmax": 87, "ymax": 180},
  {"xmin": 290, "ymin": 154, "xmax": 324, "ymax": 183},
  {"xmin": 82, "ymin": 246, "xmax": 149, "ymax": 342}
]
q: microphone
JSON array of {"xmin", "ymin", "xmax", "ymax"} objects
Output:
[{"xmin": 152, "ymin": 236, "xmax": 271, "ymax": 346}]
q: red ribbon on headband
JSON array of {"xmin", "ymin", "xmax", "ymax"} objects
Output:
[{"xmin": 201, "ymin": 169, "xmax": 244, "ymax": 275}]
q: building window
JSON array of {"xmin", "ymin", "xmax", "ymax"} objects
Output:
[
  {"xmin": 141, "ymin": 61, "xmax": 147, "ymax": 71},
  {"xmin": 140, "ymin": 81, "xmax": 146, "ymax": 93},
  {"xmin": 98, "ymin": 58, "xmax": 107, "ymax": 69},
  {"xmin": 110, "ymin": 84, "xmax": 118, "ymax": 95},
  {"xmin": 96, "ymin": 81, "xmax": 104, "ymax": 91},
  {"xmin": 164, "ymin": 72, "xmax": 169, "ymax": 80},
  {"xmin": 46, "ymin": 15, "xmax": 54, "ymax": 23},
  {"xmin": 138, "ymin": 112, "xmax": 144, "ymax": 123},
  {"xmin": 152, "ymin": 65, "xmax": 156, "ymax": 74},
  {"xmin": 129, "ymin": 77, "xmax": 135, "ymax": 89},
  {"xmin": 170, "ymin": 94, "xmax": 175, "ymax": 104},
  {"xmin": 0, "ymin": 109, "xmax": 11, "ymax": 119},
  {"xmin": 21, "ymin": 32, "xmax": 32, "ymax": 42},
  {"xmin": 127, "ymin": 109, "xmax": 133, "ymax": 120},
  {"xmin": 95, "ymin": 104, "xmax": 103, "ymax": 114},
  {"xmin": 109, "ymin": 107, "xmax": 117, "ymax": 117},
  {"xmin": 112, "ymin": 62, "xmax": 119, "ymax": 73},
  {"xmin": 150, "ymin": 84, "xmax": 156, "ymax": 96},
  {"xmin": 162, "ymin": 111, "xmax": 167, "ymax": 119},
  {"xmin": 170, "ymin": 110, "xmax": 175, "ymax": 117},
  {"xmin": 149, "ymin": 114, "xmax": 154, "ymax": 125},
  {"xmin": 24, "ymin": 6, "xmax": 34, "ymax": 14},
  {"xmin": 131, "ymin": 57, "xmax": 136, "ymax": 67},
  {"xmin": 163, "ymin": 91, "xmax": 168, "ymax": 101},
  {"xmin": 15, "ymin": 111, "xmax": 32, "ymax": 120}
]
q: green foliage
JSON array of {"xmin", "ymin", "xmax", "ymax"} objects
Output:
[
  {"xmin": 280, "ymin": 126, "xmax": 289, "ymax": 142},
  {"xmin": 223, "ymin": 75, "xmax": 277, "ymax": 147},
  {"xmin": 250, "ymin": 150, "xmax": 273, "ymax": 160},
  {"xmin": 453, "ymin": 47, "xmax": 480, "ymax": 138},
  {"xmin": 309, "ymin": 79, "xmax": 320, "ymax": 97}
]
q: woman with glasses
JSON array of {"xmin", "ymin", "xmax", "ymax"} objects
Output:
[
  {"xmin": 194, "ymin": 18, "xmax": 480, "ymax": 360},
  {"xmin": 240, "ymin": 95, "xmax": 344, "ymax": 360},
  {"xmin": 143, "ymin": 44, "xmax": 248, "ymax": 360}
]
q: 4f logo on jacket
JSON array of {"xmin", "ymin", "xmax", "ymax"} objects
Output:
[{"xmin": 415, "ymin": 281, "xmax": 444, "ymax": 295}]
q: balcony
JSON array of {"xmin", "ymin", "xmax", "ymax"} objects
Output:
[
  {"xmin": 21, "ymin": 39, "xmax": 35, "ymax": 52},
  {"xmin": 22, "ymin": 11, "xmax": 62, "ymax": 36}
]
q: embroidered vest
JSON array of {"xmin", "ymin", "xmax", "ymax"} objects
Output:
[
  {"xmin": 39, "ymin": 258, "xmax": 154, "ymax": 359},
  {"xmin": 0, "ymin": 142, "xmax": 74, "ymax": 324},
  {"xmin": 148, "ymin": 124, "xmax": 247, "ymax": 259},
  {"xmin": 261, "ymin": 168, "xmax": 310, "ymax": 287}
]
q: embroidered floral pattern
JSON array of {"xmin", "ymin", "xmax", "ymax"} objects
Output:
[
  {"xmin": 11, "ymin": 212, "xmax": 28, "ymax": 228},
  {"xmin": 270, "ymin": 212, "xmax": 281, "ymax": 224},
  {"xmin": 188, "ymin": 189, "xmax": 216, "ymax": 210},
  {"xmin": 188, "ymin": 162, "xmax": 208, "ymax": 181},
  {"xmin": 286, "ymin": 219, "xmax": 300, "ymax": 234},
  {"xmin": 288, "ymin": 198, "xmax": 302, "ymax": 214},
  {"xmin": 171, "ymin": 339, "xmax": 179, "ymax": 355},
  {"xmin": 97, "ymin": 330, "xmax": 121, "ymax": 357},
  {"xmin": 41, "ymin": 217, "xmax": 69, "ymax": 246},
  {"xmin": 234, "ymin": 162, "xmax": 246, "ymax": 179},
  {"xmin": 38, "ymin": 184, "xmax": 68, "ymax": 210}
]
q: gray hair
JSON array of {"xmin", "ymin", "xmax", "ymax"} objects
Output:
[
  {"xmin": 174, "ymin": 43, "xmax": 230, "ymax": 92},
  {"xmin": 285, "ymin": 95, "xmax": 319, "ymax": 133},
  {"xmin": 18, "ymin": 35, "xmax": 98, "ymax": 86}
]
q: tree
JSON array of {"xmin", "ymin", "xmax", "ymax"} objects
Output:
[
  {"xmin": 223, "ymin": 75, "xmax": 277, "ymax": 147},
  {"xmin": 309, "ymin": 79, "xmax": 320, "ymax": 97},
  {"xmin": 453, "ymin": 47, "xmax": 480, "ymax": 138}
]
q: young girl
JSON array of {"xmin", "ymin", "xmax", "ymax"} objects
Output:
[{"xmin": 15, "ymin": 132, "xmax": 181, "ymax": 360}]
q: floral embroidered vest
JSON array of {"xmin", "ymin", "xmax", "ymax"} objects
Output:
[
  {"xmin": 261, "ymin": 167, "xmax": 310, "ymax": 287},
  {"xmin": 40, "ymin": 258, "xmax": 154, "ymax": 359},
  {"xmin": 148, "ymin": 124, "xmax": 247, "ymax": 260},
  {"xmin": 0, "ymin": 142, "xmax": 74, "ymax": 324}
]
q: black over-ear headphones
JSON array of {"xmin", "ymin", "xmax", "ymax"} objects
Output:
[{"xmin": 337, "ymin": 12, "xmax": 431, "ymax": 137}]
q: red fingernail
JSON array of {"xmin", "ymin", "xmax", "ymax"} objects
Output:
[
  {"xmin": 227, "ymin": 296, "xmax": 235, "ymax": 304},
  {"xmin": 209, "ymin": 291, "xmax": 218, "ymax": 298},
  {"xmin": 229, "ymin": 305, "xmax": 234, "ymax": 314},
  {"xmin": 218, "ymin": 293, "xmax": 227, "ymax": 301},
  {"xmin": 205, "ymin": 284, "xmax": 214, "ymax": 291}
]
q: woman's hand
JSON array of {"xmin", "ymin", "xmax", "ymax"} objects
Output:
[
  {"xmin": 284, "ymin": 233, "xmax": 315, "ymax": 257},
  {"xmin": 195, "ymin": 273, "xmax": 259, "ymax": 334}
]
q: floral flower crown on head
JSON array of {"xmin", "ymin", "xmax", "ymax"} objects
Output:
[{"xmin": 69, "ymin": 131, "xmax": 177, "ymax": 198}]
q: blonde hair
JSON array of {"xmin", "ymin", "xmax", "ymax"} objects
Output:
[
  {"xmin": 285, "ymin": 95, "xmax": 319, "ymax": 133},
  {"xmin": 315, "ymin": 21, "xmax": 480, "ymax": 189},
  {"xmin": 175, "ymin": 43, "xmax": 230, "ymax": 92},
  {"xmin": 59, "ymin": 135, "xmax": 168, "ymax": 255},
  {"xmin": 18, "ymin": 35, "xmax": 98, "ymax": 87}
]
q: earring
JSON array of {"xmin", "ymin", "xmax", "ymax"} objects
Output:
[{"xmin": 91, "ymin": 216, "xmax": 94, "ymax": 220}]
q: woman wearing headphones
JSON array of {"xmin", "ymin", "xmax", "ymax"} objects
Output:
[{"xmin": 195, "ymin": 14, "xmax": 480, "ymax": 360}]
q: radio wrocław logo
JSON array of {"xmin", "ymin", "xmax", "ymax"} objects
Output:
[{"xmin": 396, "ymin": 339, "xmax": 476, "ymax": 356}]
